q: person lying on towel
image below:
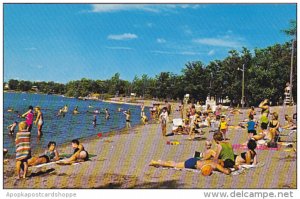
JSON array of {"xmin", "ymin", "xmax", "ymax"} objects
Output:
[{"xmin": 28, "ymin": 141, "xmax": 60, "ymax": 166}]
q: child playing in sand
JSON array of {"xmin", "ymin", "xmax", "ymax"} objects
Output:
[
  {"xmin": 15, "ymin": 121, "xmax": 31, "ymax": 180},
  {"xmin": 219, "ymin": 116, "xmax": 229, "ymax": 140},
  {"xmin": 7, "ymin": 121, "xmax": 18, "ymax": 135},
  {"xmin": 247, "ymin": 115, "xmax": 257, "ymax": 139},
  {"xmin": 159, "ymin": 107, "xmax": 169, "ymax": 136}
]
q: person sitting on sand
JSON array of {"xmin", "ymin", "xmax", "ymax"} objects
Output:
[
  {"xmin": 229, "ymin": 107, "xmax": 242, "ymax": 114},
  {"xmin": 149, "ymin": 157, "xmax": 231, "ymax": 176},
  {"xmin": 7, "ymin": 121, "xmax": 18, "ymax": 135},
  {"xmin": 213, "ymin": 131, "xmax": 235, "ymax": 169},
  {"xmin": 235, "ymin": 139, "xmax": 257, "ymax": 166},
  {"xmin": 282, "ymin": 114, "xmax": 296, "ymax": 130},
  {"xmin": 248, "ymin": 106, "xmax": 256, "ymax": 117},
  {"xmin": 15, "ymin": 121, "xmax": 31, "ymax": 180},
  {"xmin": 268, "ymin": 112, "xmax": 280, "ymax": 142},
  {"xmin": 28, "ymin": 141, "xmax": 60, "ymax": 166},
  {"xmin": 58, "ymin": 139, "xmax": 89, "ymax": 165},
  {"xmin": 199, "ymin": 140, "xmax": 217, "ymax": 160}
]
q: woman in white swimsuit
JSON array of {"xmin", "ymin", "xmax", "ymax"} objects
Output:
[{"xmin": 34, "ymin": 106, "xmax": 44, "ymax": 137}]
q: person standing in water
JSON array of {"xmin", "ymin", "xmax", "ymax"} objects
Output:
[
  {"xmin": 123, "ymin": 109, "xmax": 132, "ymax": 128},
  {"xmin": 93, "ymin": 115, "xmax": 97, "ymax": 127},
  {"xmin": 21, "ymin": 105, "xmax": 34, "ymax": 132},
  {"xmin": 34, "ymin": 106, "xmax": 44, "ymax": 137},
  {"xmin": 105, "ymin": 108, "xmax": 110, "ymax": 120}
]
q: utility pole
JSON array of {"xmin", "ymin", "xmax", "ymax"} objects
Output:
[
  {"xmin": 289, "ymin": 38, "xmax": 295, "ymax": 105},
  {"xmin": 238, "ymin": 64, "xmax": 245, "ymax": 108}
]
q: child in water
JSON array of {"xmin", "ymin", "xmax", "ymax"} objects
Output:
[{"xmin": 7, "ymin": 121, "xmax": 18, "ymax": 135}]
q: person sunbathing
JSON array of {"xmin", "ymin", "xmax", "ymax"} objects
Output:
[
  {"xmin": 235, "ymin": 139, "xmax": 257, "ymax": 166},
  {"xmin": 149, "ymin": 158, "xmax": 231, "ymax": 176},
  {"xmin": 57, "ymin": 139, "xmax": 89, "ymax": 165},
  {"xmin": 282, "ymin": 114, "xmax": 296, "ymax": 130},
  {"xmin": 28, "ymin": 141, "xmax": 59, "ymax": 166}
]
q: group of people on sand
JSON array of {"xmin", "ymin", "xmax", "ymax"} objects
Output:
[
  {"xmin": 150, "ymin": 131, "xmax": 258, "ymax": 176},
  {"xmin": 150, "ymin": 98, "xmax": 296, "ymax": 176},
  {"xmin": 15, "ymin": 121, "xmax": 89, "ymax": 180},
  {"xmin": 5, "ymin": 104, "xmax": 92, "ymax": 180}
]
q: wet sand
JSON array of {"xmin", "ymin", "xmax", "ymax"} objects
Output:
[{"xmin": 3, "ymin": 104, "xmax": 296, "ymax": 188}]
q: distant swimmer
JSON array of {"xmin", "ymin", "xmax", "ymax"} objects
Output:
[
  {"xmin": 117, "ymin": 107, "xmax": 123, "ymax": 112},
  {"xmin": 105, "ymin": 108, "xmax": 110, "ymax": 120},
  {"xmin": 93, "ymin": 109, "xmax": 100, "ymax": 114},
  {"xmin": 73, "ymin": 106, "xmax": 79, "ymax": 114},
  {"xmin": 7, "ymin": 121, "xmax": 18, "ymax": 135},
  {"xmin": 57, "ymin": 108, "xmax": 65, "ymax": 117},
  {"xmin": 34, "ymin": 106, "xmax": 44, "ymax": 137},
  {"xmin": 7, "ymin": 107, "xmax": 14, "ymax": 112},
  {"xmin": 88, "ymin": 104, "xmax": 93, "ymax": 108},
  {"xmin": 62, "ymin": 105, "xmax": 68, "ymax": 113}
]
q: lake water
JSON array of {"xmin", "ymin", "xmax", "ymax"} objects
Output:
[{"xmin": 3, "ymin": 92, "xmax": 150, "ymax": 153}]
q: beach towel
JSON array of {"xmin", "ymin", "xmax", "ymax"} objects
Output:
[
  {"xmin": 240, "ymin": 162, "xmax": 265, "ymax": 169},
  {"xmin": 15, "ymin": 131, "xmax": 31, "ymax": 161},
  {"xmin": 161, "ymin": 166, "xmax": 244, "ymax": 176}
]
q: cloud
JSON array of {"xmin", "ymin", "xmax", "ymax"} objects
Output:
[
  {"xmin": 36, "ymin": 65, "xmax": 43, "ymax": 69},
  {"xmin": 89, "ymin": 4, "xmax": 202, "ymax": 13},
  {"xmin": 107, "ymin": 33, "xmax": 138, "ymax": 40},
  {"xmin": 25, "ymin": 47, "xmax": 37, "ymax": 51},
  {"xmin": 151, "ymin": 50, "xmax": 202, "ymax": 56},
  {"xmin": 105, "ymin": 46, "xmax": 133, "ymax": 50},
  {"xmin": 156, "ymin": 38, "xmax": 166, "ymax": 43},
  {"xmin": 147, "ymin": 22, "xmax": 154, "ymax": 28},
  {"xmin": 193, "ymin": 38, "xmax": 243, "ymax": 48},
  {"xmin": 208, "ymin": 49, "xmax": 215, "ymax": 56}
]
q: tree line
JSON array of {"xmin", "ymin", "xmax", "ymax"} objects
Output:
[{"xmin": 4, "ymin": 21, "xmax": 296, "ymax": 107}]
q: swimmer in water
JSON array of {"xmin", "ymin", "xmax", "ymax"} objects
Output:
[{"xmin": 7, "ymin": 121, "xmax": 18, "ymax": 135}]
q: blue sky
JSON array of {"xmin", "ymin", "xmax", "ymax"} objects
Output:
[{"xmin": 4, "ymin": 4, "xmax": 296, "ymax": 83}]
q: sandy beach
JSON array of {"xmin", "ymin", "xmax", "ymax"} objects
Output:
[{"xmin": 3, "ymin": 103, "xmax": 296, "ymax": 189}]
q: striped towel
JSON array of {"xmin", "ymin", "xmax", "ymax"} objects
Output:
[{"xmin": 15, "ymin": 131, "xmax": 31, "ymax": 161}]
